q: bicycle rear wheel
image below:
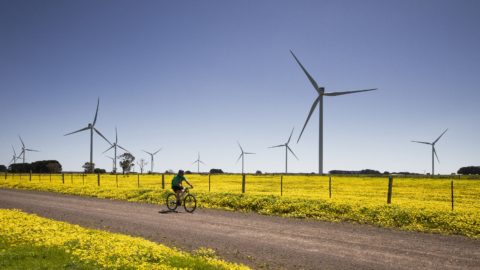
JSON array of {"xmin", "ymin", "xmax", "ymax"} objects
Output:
[
  {"xmin": 166, "ymin": 193, "xmax": 178, "ymax": 211},
  {"xmin": 183, "ymin": 194, "xmax": 197, "ymax": 213}
]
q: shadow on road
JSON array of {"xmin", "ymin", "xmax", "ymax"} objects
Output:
[{"xmin": 158, "ymin": 209, "xmax": 180, "ymax": 214}]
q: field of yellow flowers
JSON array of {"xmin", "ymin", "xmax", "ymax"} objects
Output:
[
  {"xmin": 1, "ymin": 173, "xmax": 479, "ymax": 238},
  {"xmin": 0, "ymin": 209, "xmax": 249, "ymax": 269}
]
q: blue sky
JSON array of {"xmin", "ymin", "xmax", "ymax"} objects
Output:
[{"xmin": 1, "ymin": 0, "xmax": 479, "ymax": 174}]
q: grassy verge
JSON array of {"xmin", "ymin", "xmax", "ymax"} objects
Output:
[
  {"xmin": 0, "ymin": 209, "xmax": 249, "ymax": 270},
  {"xmin": 1, "ymin": 181, "xmax": 479, "ymax": 238}
]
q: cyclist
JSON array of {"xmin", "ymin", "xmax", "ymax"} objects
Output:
[{"xmin": 171, "ymin": 170, "xmax": 193, "ymax": 205}]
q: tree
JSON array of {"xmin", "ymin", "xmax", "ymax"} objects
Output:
[
  {"xmin": 94, "ymin": 168, "xmax": 106, "ymax": 174},
  {"xmin": 8, "ymin": 163, "xmax": 32, "ymax": 173},
  {"xmin": 119, "ymin": 153, "xmax": 135, "ymax": 174},
  {"xmin": 82, "ymin": 162, "xmax": 95, "ymax": 173},
  {"xmin": 30, "ymin": 160, "xmax": 62, "ymax": 173},
  {"xmin": 136, "ymin": 159, "xmax": 148, "ymax": 174},
  {"xmin": 209, "ymin": 168, "xmax": 224, "ymax": 174},
  {"xmin": 0, "ymin": 165, "xmax": 7, "ymax": 172},
  {"xmin": 457, "ymin": 166, "xmax": 480, "ymax": 175}
]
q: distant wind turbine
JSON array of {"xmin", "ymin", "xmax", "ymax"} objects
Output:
[
  {"xmin": 9, "ymin": 146, "xmax": 19, "ymax": 165},
  {"xmin": 18, "ymin": 135, "xmax": 39, "ymax": 163},
  {"xmin": 192, "ymin": 152, "xmax": 205, "ymax": 173},
  {"xmin": 143, "ymin": 148, "xmax": 162, "ymax": 173},
  {"xmin": 291, "ymin": 50, "xmax": 378, "ymax": 174},
  {"xmin": 412, "ymin": 129, "xmax": 448, "ymax": 175},
  {"xmin": 106, "ymin": 156, "xmax": 115, "ymax": 172},
  {"xmin": 64, "ymin": 98, "xmax": 111, "ymax": 172},
  {"xmin": 269, "ymin": 128, "xmax": 298, "ymax": 173},
  {"xmin": 103, "ymin": 127, "xmax": 129, "ymax": 173},
  {"xmin": 237, "ymin": 142, "xmax": 255, "ymax": 174}
]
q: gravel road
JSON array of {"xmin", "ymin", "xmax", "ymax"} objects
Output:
[{"xmin": 0, "ymin": 189, "xmax": 478, "ymax": 269}]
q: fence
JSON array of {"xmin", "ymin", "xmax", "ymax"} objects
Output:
[{"xmin": 2, "ymin": 172, "xmax": 479, "ymax": 213}]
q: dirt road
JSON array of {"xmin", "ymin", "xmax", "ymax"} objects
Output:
[{"xmin": 0, "ymin": 189, "xmax": 478, "ymax": 269}]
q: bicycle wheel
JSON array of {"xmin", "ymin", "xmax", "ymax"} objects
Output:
[
  {"xmin": 166, "ymin": 193, "xmax": 178, "ymax": 211},
  {"xmin": 183, "ymin": 194, "xmax": 197, "ymax": 213}
]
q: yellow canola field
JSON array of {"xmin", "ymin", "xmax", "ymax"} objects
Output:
[
  {"xmin": 0, "ymin": 209, "xmax": 249, "ymax": 270},
  {"xmin": 5, "ymin": 173, "xmax": 479, "ymax": 214}
]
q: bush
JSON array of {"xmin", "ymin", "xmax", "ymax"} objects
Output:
[
  {"xmin": 458, "ymin": 166, "xmax": 480, "ymax": 175},
  {"xmin": 209, "ymin": 168, "xmax": 224, "ymax": 174},
  {"xmin": 0, "ymin": 165, "xmax": 6, "ymax": 172},
  {"xmin": 93, "ymin": 168, "xmax": 106, "ymax": 174}
]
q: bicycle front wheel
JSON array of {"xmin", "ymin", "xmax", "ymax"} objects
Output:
[
  {"xmin": 183, "ymin": 194, "xmax": 197, "ymax": 213},
  {"xmin": 166, "ymin": 193, "xmax": 178, "ymax": 211}
]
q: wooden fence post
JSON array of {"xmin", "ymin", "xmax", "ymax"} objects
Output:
[
  {"xmin": 71, "ymin": 174, "xmax": 73, "ymax": 184},
  {"xmin": 280, "ymin": 175, "xmax": 283, "ymax": 196},
  {"xmin": 451, "ymin": 180, "xmax": 454, "ymax": 211},
  {"xmin": 329, "ymin": 176, "xmax": 332, "ymax": 198},
  {"xmin": 208, "ymin": 174, "xmax": 211, "ymax": 192},
  {"xmin": 4, "ymin": 172, "xmax": 6, "ymax": 180},
  {"xmin": 50, "ymin": 173, "xmax": 52, "ymax": 183},
  {"xmin": 137, "ymin": 174, "xmax": 140, "ymax": 188},
  {"xmin": 97, "ymin": 174, "xmax": 100, "ymax": 186},
  {"xmin": 29, "ymin": 171, "xmax": 32, "ymax": 181},
  {"xmin": 82, "ymin": 174, "xmax": 85, "ymax": 185},
  {"xmin": 387, "ymin": 176, "xmax": 393, "ymax": 204},
  {"xmin": 116, "ymin": 174, "xmax": 118, "ymax": 188},
  {"xmin": 62, "ymin": 174, "xmax": 65, "ymax": 184},
  {"xmin": 242, "ymin": 174, "xmax": 246, "ymax": 193},
  {"xmin": 162, "ymin": 174, "xmax": 165, "ymax": 189}
]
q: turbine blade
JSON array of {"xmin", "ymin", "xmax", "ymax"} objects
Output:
[
  {"xmin": 94, "ymin": 128, "xmax": 112, "ymax": 145},
  {"xmin": 433, "ymin": 147, "xmax": 440, "ymax": 163},
  {"xmin": 237, "ymin": 141, "xmax": 244, "ymax": 152},
  {"xmin": 269, "ymin": 144, "xmax": 284, "ymax": 148},
  {"xmin": 142, "ymin": 150, "xmax": 152, "ymax": 155},
  {"xmin": 297, "ymin": 96, "xmax": 320, "ymax": 143},
  {"xmin": 236, "ymin": 153, "xmax": 243, "ymax": 163},
  {"xmin": 192, "ymin": 160, "xmax": 198, "ymax": 165},
  {"xmin": 115, "ymin": 127, "xmax": 118, "ymax": 144},
  {"xmin": 200, "ymin": 161, "xmax": 206, "ymax": 164},
  {"xmin": 287, "ymin": 127, "xmax": 294, "ymax": 144},
  {"xmin": 64, "ymin": 126, "xmax": 90, "ymax": 136},
  {"xmin": 411, "ymin": 140, "xmax": 431, "ymax": 145},
  {"xmin": 290, "ymin": 50, "xmax": 321, "ymax": 94},
  {"xmin": 288, "ymin": 146, "xmax": 299, "ymax": 160},
  {"xmin": 323, "ymin": 88, "xmax": 377, "ymax": 96},
  {"xmin": 117, "ymin": 145, "xmax": 129, "ymax": 153},
  {"xmin": 244, "ymin": 152, "xmax": 255, "ymax": 155},
  {"xmin": 18, "ymin": 136, "xmax": 25, "ymax": 147},
  {"xmin": 12, "ymin": 145, "xmax": 16, "ymax": 156},
  {"xmin": 25, "ymin": 149, "xmax": 39, "ymax": 152},
  {"xmin": 433, "ymin": 128, "xmax": 448, "ymax": 144},
  {"xmin": 103, "ymin": 145, "xmax": 115, "ymax": 154},
  {"xmin": 153, "ymin": 148, "xmax": 162, "ymax": 155},
  {"xmin": 93, "ymin": 98, "xmax": 99, "ymax": 126}
]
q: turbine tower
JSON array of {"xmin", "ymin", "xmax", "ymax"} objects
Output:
[
  {"xmin": 64, "ymin": 98, "xmax": 111, "ymax": 172},
  {"xmin": 106, "ymin": 156, "xmax": 115, "ymax": 172},
  {"xmin": 236, "ymin": 142, "xmax": 255, "ymax": 175},
  {"xmin": 18, "ymin": 136, "xmax": 39, "ymax": 163},
  {"xmin": 192, "ymin": 152, "xmax": 205, "ymax": 173},
  {"xmin": 103, "ymin": 127, "xmax": 129, "ymax": 173},
  {"xmin": 143, "ymin": 148, "xmax": 161, "ymax": 173},
  {"xmin": 291, "ymin": 50, "xmax": 377, "ymax": 174},
  {"xmin": 412, "ymin": 129, "xmax": 448, "ymax": 175},
  {"xmin": 269, "ymin": 128, "xmax": 298, "ymax": 173}
]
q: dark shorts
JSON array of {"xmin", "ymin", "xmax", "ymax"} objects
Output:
[{"xmin": 172, "ymin": 186, "xmax": 183, "ymax": 192}]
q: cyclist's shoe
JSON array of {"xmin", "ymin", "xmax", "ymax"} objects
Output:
[{"xmin": 176, "ymin": 200, "xmax": 181, "ymax": 206}]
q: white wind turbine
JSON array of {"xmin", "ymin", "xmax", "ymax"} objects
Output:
[
  {"xmin": 18, "ymin": 135, "xmax": 39, "ymax": 163},
  {"xmin": 236, "ymin": 142, "xmax": 255, "ymax": 174},
  {"xmin": 192, "ymin": 152, "xmax": 205, "ymax": 173},
  {"xmin": 9, "ymin": 146, "xmax": 19, "ymax": 165},
  {"xmin": 291, "ymin": 50, "xmax": 378, "ymax": 174},
  {"xmin": 412, "ymin": 129, "xmax": 448, "ymax": 175},
  {"xmin": 103, "ymin": 127, "xmax": 129, "ymax": 173},
  {"xmin": 143, "ymin": 148, "xmax": 161, "ymax": 173},
  {"xmin": 64, "ymin": 98, "xmax": 111, "ymax": 172},
  {"xmin": 269, "ymin": 128, "xmax": 298, "ymax": 173},
  {"xmin": 106, "ymin": 156, "xmax": 115, "ymax": 172}
]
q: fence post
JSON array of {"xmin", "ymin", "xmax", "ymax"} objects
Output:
[
  {"xmin": 116, "ymin": 174, "xmax": 118, "ymax": 188},
  {"xmin": 39, "ymin": 174, "xmax": 41, "ymax": 182},
  {"xmin": 29, "ymin": 171, "xmax": 32, "ymax": 181},
  {"xmin": 242, "ymin": 174, "xmax": 246, "ymax": 193},
  {"xmin": 329, "ymin": 176, "xmax": 332, "ymax": 198},
  {"xmin": 82, "ymin": 174, "xmax": 85, "ymax": 185},
  {"xmin": 71, "ymin": 174, "xmax": 73, "ymax": 184},
  {"xmin": 4, "ymin": 172, "xmax": 6, "ymax": 180},
  {"xmin": 451, "ymin": 180, "xmax": 454, "ymax": 211},
  {"xmin": 137, "ymin": 174, "xmax": 140, "ymax": 188},
  {"xmin": 280, "ymin": 175, "xmax": 283, "ymax": 196},
  {"xmin": 50, "ymin": 173, "xmax": 52, "ymax": 183},
  {"xmin": 208, "ymin": 174, "xmax": 211, "ymax": 192},
  {"xmin": 97, "ymin": 174, "xmax": 100, "ymax": 186},
  {"xmin": 162, "ymin": 174, "xmax": 165, "ymax": 189},
  {"xmin": 387, "ymin": 176, "xmax": 393, "ymax": 204},
  {"xmin": 62, "ymin": 174, "xmax": 65, "ymax": 184}
]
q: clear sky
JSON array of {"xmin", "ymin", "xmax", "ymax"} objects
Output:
[{"xmin": 1, "ymin": 0, "xmax": 479, "ymax": 174}]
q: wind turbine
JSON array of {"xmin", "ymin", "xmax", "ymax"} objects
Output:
[
  {"xmin": 269, "ymin": 128, "xmax": 299, "ymax": 173},
  {"xmin": 236, "ymin": 142, "xmax": 255, "ymax": 174},
  {"xmin": 291, "ymin": 50, "xmax": 378, "ymax": 174},
  {"xmin": 106, "ymin": 156, "xmax": 115, "ymax": 172},
  {"xmin": 143, "ymin": 148, "xmax": 161, "ymax": 173},
  {"xmin": 412, "ymin": 129, "xmax": 448, "ymax": 175},
  {"xmin": 18, "ymin": 136, "xmax": 39, "ymax": 163},
  {"xmin": 103, "ymin": 127, "xmax": 129, "ymax": 173},
  {"xmin": 192, "ymin": 152, "xmax": 205, "ymax": 173},
  {"xmin": 9, "ymin": 146, "xmax": 19, "ymax": 165},
  {"xmin": 64, "ymin": 98, "xmax": 111, "ymax": 172}
]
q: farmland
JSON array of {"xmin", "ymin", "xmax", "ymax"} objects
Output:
[{"xmin": 1, "ymin": 173, "xmax": 479, "ymax": 238}]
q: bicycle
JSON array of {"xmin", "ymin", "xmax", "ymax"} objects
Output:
[{"xmin": 166, "ymin": 187, "xmax": 197, "ymax": 213}]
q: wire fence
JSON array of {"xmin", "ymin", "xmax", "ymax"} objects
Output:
[{"xmin": 2, "ymin": 172, "xmax": 479, "ymax": 213}]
